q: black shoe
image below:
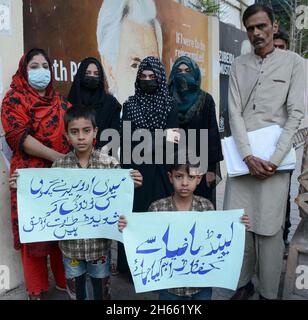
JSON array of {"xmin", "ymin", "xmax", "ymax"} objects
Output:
[
  {"xmin": 259, "ymin": 294, "xmax": 270, "ymax": 300},
  {"xmin": 230, "ymin": 281, "xmax": 254, "ymax": 300}
]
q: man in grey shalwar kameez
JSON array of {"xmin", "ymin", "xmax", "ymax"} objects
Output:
[{"xmin": 224, "ymin": 4, "xmax": 305, "ymax": 299}]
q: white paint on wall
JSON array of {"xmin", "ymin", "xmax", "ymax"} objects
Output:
[
  {"xmin": 0, "ymin": 0, "xmax": 11, "ymax": 35},
  {"xmin": 220, "ymin": 0, "xmax": 255, "ymax": 30},
  {"xmin": 0, "ymin": 0, "xmax": 23, "ymax": 296},
  {"xmin": 0, "ymin": 57, "xmax": 10, "ymax": 169},
  {"xmin": 176, "ymin": 0, "xmax": 255, "ymax": 31},
  {"xmin": 0, "ymin": 58, "xmax": 3, "ymax": 102}
]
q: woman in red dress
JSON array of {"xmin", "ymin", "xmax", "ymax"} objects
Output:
[{"xmin": 1, "ymin": 48, "xmax": 71, "ymax": 299}]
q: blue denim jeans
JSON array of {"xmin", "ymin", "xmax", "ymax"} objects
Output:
[
  {"xmin": 63, "ymin": 256, "xmax": 110, "ymax": 279},
  {"xmin": 159, "ymin": 288, "xmax": 212, "ymax": 300},
  {"xmin": 63, "ymin": 256, "xmax": 110, "ymax": 300}
]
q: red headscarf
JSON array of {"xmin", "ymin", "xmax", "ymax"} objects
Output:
[
  {"xmin": 10, "ymin": 53, "xmax": 54, "ymax": 97},
  {"xmin": 2, "ymin": 53, "xmax": 70, "ymax": 157}
]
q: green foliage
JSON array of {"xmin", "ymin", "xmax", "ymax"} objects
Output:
[
  {"xmin": 256, "ymin": 1, "xmax": 307, "ymax": 56},
  {"xmin": 191, "ymin": 0, "xmax": 220, "ymax": 16},
  {"xmin": 271, "ymin": 0, "xmax": 307, "ymax": 56}
]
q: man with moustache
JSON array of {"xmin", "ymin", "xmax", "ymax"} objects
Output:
[{"xmin": 224, "ymin": 4, "xmax": 305, "ymax": 300}]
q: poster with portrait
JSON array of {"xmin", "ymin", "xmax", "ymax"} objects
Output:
[
  {"xmin": 23, "ymin": 0, "xmax": 209, "ymax": 104},
  {"xmin": 219, "ymin": 22, "xmax": 249, "ymax": 138}
]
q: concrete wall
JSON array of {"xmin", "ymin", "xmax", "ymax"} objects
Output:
[
  {"xmin": 0, "ymin": 0, "xmax": 24, "ymax": 294},
  {"xmin": 305, "ymin": 59, "xmax": 308, "ymax": 119},
  {"xmin": 301, "ymin": 59, "xmax": 308, "ymax": 128},
  {"xmin": 219, "ymin": 0, "xmax": 255, "ymax": 30},
  {"xmin": 208, "ymin": 16, "xmax": 220, "ymax": 121},
  {"xmin": 175, "ymin": 0, "xmax": 255, "ymax": 30}
]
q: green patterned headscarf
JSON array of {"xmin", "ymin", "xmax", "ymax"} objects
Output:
[{"xmin": 169, "ymin": 56, "xmax": 206, "ymax": 125}]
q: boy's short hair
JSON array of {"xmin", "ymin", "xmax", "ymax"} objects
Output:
[
  {"xmin": 274, "ymin": 31, "xmax": 289, "ymax": 45},
  {"xmin": 168, "ymin": 149, "xmax": 201, "ymax": 175},
  {"xmin": 64, "ymin": 106, "xmax": 97, "ymax": 131},
  {"xmin": 242, "ymin": 4, "xmax": 275, "ymax": 27}
]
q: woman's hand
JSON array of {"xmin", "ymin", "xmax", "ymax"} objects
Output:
[
  {"xmin": 166, "ymin": 128, "xmax": 180, "ymax": 144},
  {"xmin": 9, "ymin": 170, "xmax": 19, "ymax": 189},
  {"xmin": 240, "ymin": 214, "xmax": 251, "ymax": 231},
  {"xmin": 206, "ymin": 171, "xmax": 216, "ymax": 187},
  {"xmin": 130, "ymin": 170, "xmax": 143, "ymax": 188},
  {"xmin": 118, "ymin": 215, "xmax": 127, "ymax": 232},
  {"xmin": 23, "ymin": 135, "xmax": 66, "ymax": 162}
]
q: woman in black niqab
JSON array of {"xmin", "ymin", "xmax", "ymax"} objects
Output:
[{"xmin": 68, "ymin": 57, "xmax": 121, "ymax": 148}]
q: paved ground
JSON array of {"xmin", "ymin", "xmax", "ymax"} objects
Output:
[{"xmin": 0, "ymin": 148, "xmax": 304, "ymax": 300}]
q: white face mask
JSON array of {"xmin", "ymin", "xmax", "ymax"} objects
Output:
[{"xmin": 28, "ymin": 68, "xmax": 51, "ymax": 90}]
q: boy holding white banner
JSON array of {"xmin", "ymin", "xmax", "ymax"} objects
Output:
[
  {"xmin": 10, "ymin": 106, "xmax": 143, "ymax": 300},
  {"xmin": 54, "ymin": 107, "xmax": 142, "ymax": 300},
  {"xmin": 118, "ymin": 155, "xmax": 250, "ymax": 300}
]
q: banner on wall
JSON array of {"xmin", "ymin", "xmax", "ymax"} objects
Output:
[
  {"xmin": 23, "ymin": 0, "xmax": 210, "ymax": 104},
  {"xmin": 219, "ymin": 22, "xmax": 249, "ymax": 138}
]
